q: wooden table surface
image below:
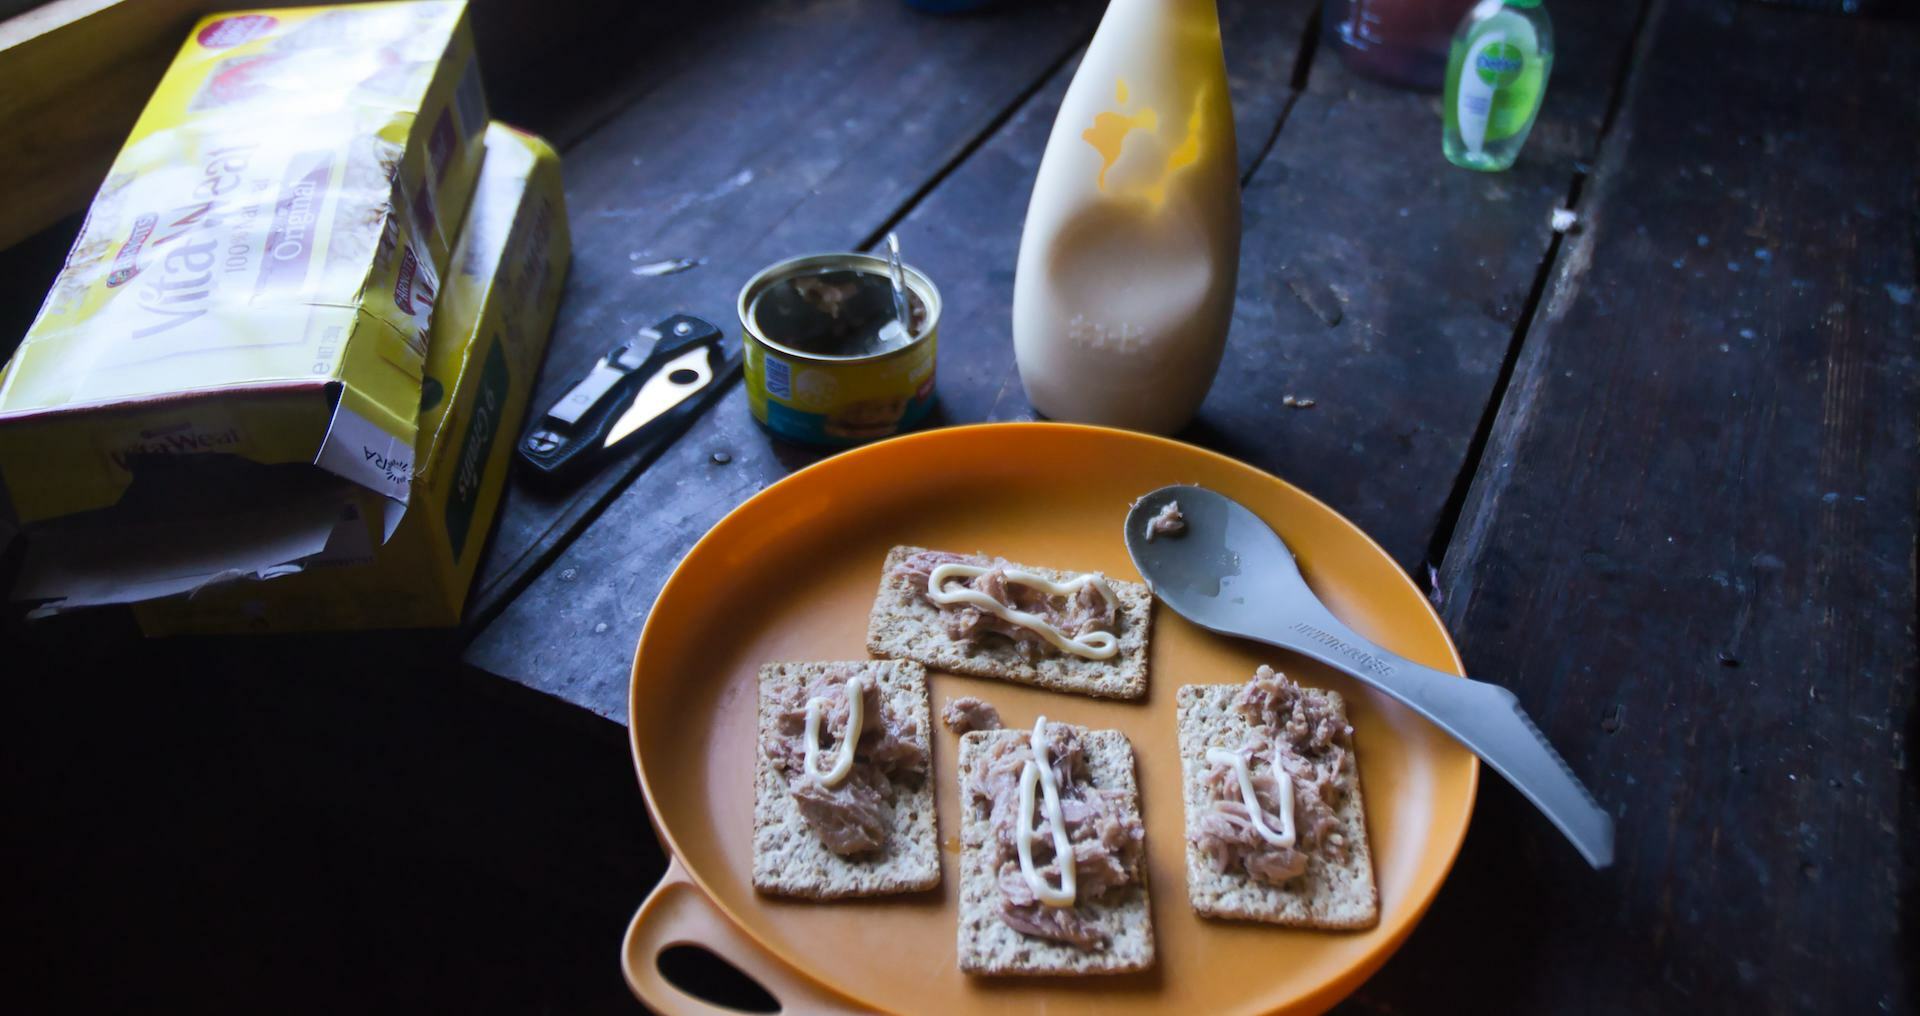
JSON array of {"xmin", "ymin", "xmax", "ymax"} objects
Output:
[{"xmin": 3, "ymin": 0, "xmax": 1914, "ymax": 1012}]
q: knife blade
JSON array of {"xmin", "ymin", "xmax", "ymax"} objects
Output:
[
  {"xmin": 518, "ymin": 314, "xmax": 724, "ymax": 482},
  {"xmin": 604, "ymin": 342, "xmax": 715, "ymax": 448}
]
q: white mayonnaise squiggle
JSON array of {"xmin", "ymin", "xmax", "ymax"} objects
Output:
[
  {"xmin": 803, "ymin": 675, "xmax": 868, "ymax": 787},
  {"xmin": 1016, "ymin": 716, "xmax": 1077, "ymax": 907},
  {"xmin": 926, "ymin": 563, "xmax": 1119, "ymax": 660},
  {"xmin": 1207, "ymin": 747, "xmax": 1294, "ymax": 847}
]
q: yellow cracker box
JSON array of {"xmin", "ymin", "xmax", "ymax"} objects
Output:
[
  {"xmin": 1, "ymin": 2, "xmax": 490, "ymax": 612},
  {"xmin": 134, "ymin": 123, "xmax": 570, "ymax": 633}
]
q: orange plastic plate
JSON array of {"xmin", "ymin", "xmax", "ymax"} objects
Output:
[{"xmin": 624, "ymin": 423, "xmax": 1477, "ymax": 1015}]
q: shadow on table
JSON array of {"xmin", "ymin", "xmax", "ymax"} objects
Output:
[{"xmin": 1, "ymin": 613, "xmax": 660, "ymax": 1013}]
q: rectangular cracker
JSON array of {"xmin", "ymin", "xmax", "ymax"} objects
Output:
[
  {"xmin": 753, "ymin": 660, "xmax": 939, "ymax": 899},
  {"xmin": 1176, "ymin": 683, "xmax": 1379, "ymax": 929},
  {"xmin": 866, "ymin": 545, "xmax": 1152, "ymax": 700},
  {"xmin": 957, "ymin": 725, "xmax": 1155, "ymax": 975}
]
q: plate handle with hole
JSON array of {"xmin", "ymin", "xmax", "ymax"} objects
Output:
[{"xmin": 622, "ymin": 858, "xmax": 871, "ymax": 1015}]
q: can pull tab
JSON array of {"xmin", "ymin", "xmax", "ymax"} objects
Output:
[{"xmin": 519, "ymin": 315, "xmax": 724, "ymax": 483}]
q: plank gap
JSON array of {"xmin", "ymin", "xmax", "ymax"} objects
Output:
[
  {"xmin": 1419, "ymin": 0, "xmax": 1660, "ymax": 598},
  {"xmin": 458, "ymin": 5, "xmax": 1103, "ymax": 644},
  {"xmin": 855, "ymin": 27, "xmax": 1093, "ymax": 253},
  {"xmin": 455, "ymin": 377, "xmax": 741, "ymax": 645},
  {"xmin": 1288, "ymin": 0, "xmax": 1322, "ymax": 93},
  {"xmin": 1593, "ymin": 0, "xmax": 1660, "ymax": 143},
  {"xmin": 1239, "ymin": 0, "xmax": 1321, "ymax": 188}
]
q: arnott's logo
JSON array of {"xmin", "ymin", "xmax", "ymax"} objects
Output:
[
  {"xmin": 106, "ymin": 214, "xmax": 158, "ymax": 288},
  {"xmin": 394, "ymin": 247, "xmax": 420, "ymax": 314}
]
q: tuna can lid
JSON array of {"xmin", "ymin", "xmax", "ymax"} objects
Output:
[{"xmin": 738, "ymin": 254, "xmax": 941, "ymax": 364}]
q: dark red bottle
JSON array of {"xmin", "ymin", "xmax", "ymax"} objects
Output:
[{"xmin": 1323, "ymin": 0, "xmax": 1482, "ymax": 91}]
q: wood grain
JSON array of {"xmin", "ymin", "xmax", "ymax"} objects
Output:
[
  {"xmin": 1192, "ymin": 0, "xmax": 1641, "ymax": 571},
  {"xmin": 464, "ymin": 0, "xmax": 1102, "ymax": 622},
  {"xmin": 461, "ymin": 0, "xmax": 1323, "ymax": 710},
  {"xmin": 0, "ymin": 0, "xmax": 1912, "ymax": 1010},
  {"xmin": 465, "ymin": 0, "xmax": 1643, "ymax": 703},
  {"xmin": 1355, "ymin": 1, "xmax": 1919, "ymax": 1012}
]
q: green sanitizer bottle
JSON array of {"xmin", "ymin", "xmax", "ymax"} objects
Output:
[{"xmin": 1443, "ymin": 0, "xmax": 1553, "ymax": 172}]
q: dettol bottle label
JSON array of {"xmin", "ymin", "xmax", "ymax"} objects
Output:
[{"xmin": 1472, "ymin": 40, "xmax": 1543, "ymax": 141}]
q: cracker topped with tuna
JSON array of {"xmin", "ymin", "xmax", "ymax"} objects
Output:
[
  {"xmin": 753, "ymin": 660, "xmax": 939, "ymax": 899},
  {"xmin": 1176, "ymin": 666, "xmax": 1379, "ymax": 929},
  {"xmin": 957, "ymin": 718, "xmax": 1154, "ymax": 975},
  {"xmin": 866, "ymin": 545, "xmax": 1152, "ymax": 700}
]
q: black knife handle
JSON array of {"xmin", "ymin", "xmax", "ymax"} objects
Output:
[{"xmin": 517, "ymin": 314, "xmax": 723, "ymax": 483}]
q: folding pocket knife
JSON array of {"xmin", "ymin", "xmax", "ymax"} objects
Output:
[{"xmin": 517, "ymin": 314, "xmax": 723, "ymax": 482}]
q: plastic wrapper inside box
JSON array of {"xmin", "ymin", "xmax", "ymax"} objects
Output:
[
  {"xmin": 0, "ymin": 2, "xmax": 490, "ymax": 612},
  {"xmin": 135, "ymin": 123, "xmax": 570, "ymax": 633}
]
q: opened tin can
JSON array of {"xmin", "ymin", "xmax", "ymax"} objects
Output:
[{"xmin": 738, "ymin": 253, "xmax": 940, "ymax": 445}]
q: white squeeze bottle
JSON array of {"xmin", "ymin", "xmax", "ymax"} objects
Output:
[{"xmin": 1012, "ymin": 0, "xmax": 1240, "ymax": 434}]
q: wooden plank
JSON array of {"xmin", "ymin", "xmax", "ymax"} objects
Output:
[
  {"xmin": 1188, "ymin": 0, "xmax": 1642, "ymax": 571},
  {"xmin": 465, "ymin": 0, "xmax": 1644, "ymax": 705},
  {"xmin": 1350, "ymin": 1, "xmax": 1918, "ymax": 1012},
  {"xmin": 466, "ymin": 3, "xmax": 761, "ymax": 146},
  {"xmin": 462, "ymin": 0, "xmax": 1330, "ymax": 711},
  {"xmin": 463, "ymin": 0, "xmax": 1102, "ymax": 622}
]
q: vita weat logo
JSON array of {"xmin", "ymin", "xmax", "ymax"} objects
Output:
[
  {"xmin": 107, "ymin": 419, "xmax": 243, "ymax": 470},
  {"xmin": 130, "ymin": 144, "xmax": 256, "ymax": 340}
]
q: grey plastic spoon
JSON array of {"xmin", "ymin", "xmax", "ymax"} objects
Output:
[{"xmin": 1125, "ymin": 484, "xmax": 1615, "ymax": 868}]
